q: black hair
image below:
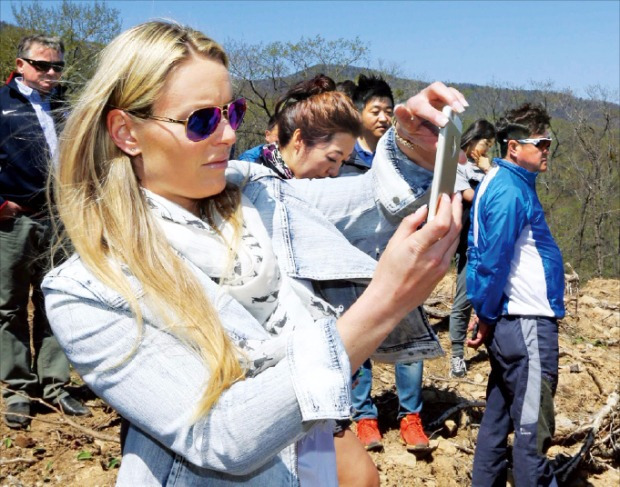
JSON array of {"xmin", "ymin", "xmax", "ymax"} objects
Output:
[
  {"xmin": 335, "ymin": 79, "xmax": 356, "ymax": 99},
  {"xmin": 496, "ymin": 103, "xmax": 551, "ymax": 157},
  {"xmin": 460, "ymin": 119, "xmax": 496, "ymax": 150},
  {"xmin": 266, "ymin": 113, "xmax": 278, "ymax": 131},
  {"xmin": 352, "ymin": 74, "xmax": 394, "ymax": 111}
]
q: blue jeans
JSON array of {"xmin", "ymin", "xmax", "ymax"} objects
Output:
[{"xmin": 351, "ymin": 360, "xmax": 423, "ymax": 420}]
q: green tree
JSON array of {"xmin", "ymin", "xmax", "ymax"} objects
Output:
[
  {"xmin": 8, "ymin": 0, "xmax": 121, "ymax": 96},
  {"xmin": 0, "ymin": 21, "xmax": 27, "ymax": 82}
]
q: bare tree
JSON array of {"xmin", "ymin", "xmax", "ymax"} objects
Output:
[
  {"xmin": 225, "ymin": 35, "xmax": 369, "ymax": 150},
  {"xmin": 551, "ymin": 85, "xmax": 620, "ymax": 278}
]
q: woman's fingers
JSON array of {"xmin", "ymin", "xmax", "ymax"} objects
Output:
[
  {"xmin": 411, "ymin": 193, "xmax": 461, "ymax": 251},
  {"xmin": 393, "ymin": 103, "xmax": 422, "ymax": 136},
  {"xmin": 385, "ymin": 204, "xmax": 429, "ymax": 251},
  {"xmin": 420, "ymin": 82, "xmax": 467, "ymax": 112},
  {"xmin": 451, "ymin": 191, "xmax": 463, "ymax": 227},
  {"xmin": 416, "ymin": 82, "xmax": 466, "ymax": 113},
  {"xmin": 394, "ymin": 82, "xmax": 468, "ymax": 153},
  {"xmin": 369, "ymin": 192, "xmax": 462, "ymax": 324},
  {"xmin": 401, "ymin": 100, "xmax": 449, "ymax": 131},
  {"xmin": 401, "ymin": 204, "xmax": 429, "ymax": 232},
  {"xmin": 447, "ymin": 86, "xmax": 468, "ymax": 110},
  {"xmin": 381, "ymin": 194, "xmax": 457, "ymax": 273},
  {"xmin": 435, "ymin": 193, "xmax": 463, "ymax": 264},
  {"xmin": 396, "ymin": 82, "xmax": 468, "ymax": 132}
]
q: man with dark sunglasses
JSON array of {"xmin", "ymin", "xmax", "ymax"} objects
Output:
[
  {"xmin": 1, "ymin": 34, "xmax": 90, "ymax": 429},
  {"xmin": 20, "ymin": 57, "xmax": 65, "ymax": 75},
  {"xmin": 466, "ymin": 103, "xmax": 564, "ymax": 486}
]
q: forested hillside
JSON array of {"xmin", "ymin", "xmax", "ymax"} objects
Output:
[{"xmin": 216, "ymin": 58, "xmax": 620, "ymax": 283}]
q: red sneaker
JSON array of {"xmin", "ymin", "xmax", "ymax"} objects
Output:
[
  {"xmin": 355, "ymin": 418, "xmax": 383, "ymax": 451},
  {"xmin": 400, "ymin": 413, "xmax": 430, "ymax": 451}
]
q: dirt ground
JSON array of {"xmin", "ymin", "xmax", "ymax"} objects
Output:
[{"xmin": 1, "ymin": 275, "xmax": 619, "ymax": 486}]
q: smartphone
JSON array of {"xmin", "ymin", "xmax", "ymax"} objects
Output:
[{"xmin": 427, "ymin": 106, "xmax": 463, "ymax": 221}]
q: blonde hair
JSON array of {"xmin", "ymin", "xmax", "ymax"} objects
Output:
[{"xmin": 52, "ymin": 20, "xmax": 244, "ymax": 417}]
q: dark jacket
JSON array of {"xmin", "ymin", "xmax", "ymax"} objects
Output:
[
  {"xmin": 0, "ymin": 75, "xmax": 65, "ymax": 212},
  {"xmin": 339, "ymin": 140, "xmax": 373, "ymax": 176}
]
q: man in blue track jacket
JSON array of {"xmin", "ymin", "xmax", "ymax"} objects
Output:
[{"xmin": 466, "ymin": 103, "xmax": 565, "ymax": 486}]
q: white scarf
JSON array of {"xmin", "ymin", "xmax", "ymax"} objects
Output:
[
  {"xmin": 144, "ymin": 190, "xmax": 341, "ymax": 485},
  {"xmin": 143, "ymin": 189, "xmax": 338, "ymax": 374}
]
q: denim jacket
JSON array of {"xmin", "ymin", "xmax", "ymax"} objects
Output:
[{"xmin": 42, "ymin": 128, "xmax": 439, "ymax": 486}]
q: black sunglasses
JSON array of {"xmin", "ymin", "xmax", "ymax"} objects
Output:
[
  {"xmin": 124, "ymin": 98, "xmax": 246, "ymax": 142},
  {"xmin": 21, "ymin": 58, "xmax": 65, "ymax": 73}
]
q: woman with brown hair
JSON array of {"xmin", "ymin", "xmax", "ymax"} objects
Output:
[
  {"xmin": 257, "ymin": 74, "xmax": 374, "ymax": 486},
  {"xmin": 256, "ymin": 74, "xmax": 361, "ymax": 179}
]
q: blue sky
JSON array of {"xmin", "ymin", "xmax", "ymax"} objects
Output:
[{"xmin": 2, "ymin": 1, "xmax": 619, "ymax": 99}]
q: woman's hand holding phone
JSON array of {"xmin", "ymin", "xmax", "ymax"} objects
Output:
[
  {"xmin": 338, "ymin": 193, "xmax": 462, "ymax": 371},
  {"xmin": 427, "ymin": 106, "xmax": 463, "ymax": 220},
  {"xmin": 392, "ymin": 82, "xmax": 467, "ymax": 153}
]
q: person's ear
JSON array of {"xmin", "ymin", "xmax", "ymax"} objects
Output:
[
  {"xmin": 292, "ymin": 128, "xmax": 304, "ymax": 152},
  {"xmin": 507, "ymin": 140, "xmax": 519, "ymax": 160},
  {"xmin": 15, "ymin": 58, "xmax": 25, "ymax": 74},
  {"xmin": 107, "ymin": 109, "xmax": 142, "ymax": 157}
]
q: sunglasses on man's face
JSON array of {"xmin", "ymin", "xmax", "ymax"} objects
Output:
[
  {"xmin": 516, "ymin": 137, "xmax": 552, "ymax": 150},
  {"xmin": 21, "ymin": 58, "xmax": 65, "ymax": 73},
  {"xmin": 126, "ymin": 98, "xmax": 246, "ymax": 142}
]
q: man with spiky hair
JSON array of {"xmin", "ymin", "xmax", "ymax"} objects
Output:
[
  {"xmin": 340, "ymin": 74, "xmax": 394, "ymax": 175},
  {"xmin": 467, "ymin": 103, "xmax": 564, "ymax": 486},
  {"xmin": 1, "ymin": 34, "xmax": 90, "ymax": 429},
  {"xmin": 338, "ymin": 75, "xmax": 431, "ymax": 454}
]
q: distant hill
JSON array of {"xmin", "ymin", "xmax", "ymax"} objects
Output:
[
  {"xmin": 233, "ymin": 63, "xmax": 619, "ymax": 282},
  {"xmin": 235, "ymin": 62, "xmax": 619, "ymax": 128}
]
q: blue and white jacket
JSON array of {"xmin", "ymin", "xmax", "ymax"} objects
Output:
[{"xmin": 466, "ymin": 158, "xmax": 565, "ymax": 325}]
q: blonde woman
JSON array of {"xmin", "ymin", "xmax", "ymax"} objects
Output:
[{"xmin": 43, "ymin": 21, "xmax": 465, "ymax": 485}]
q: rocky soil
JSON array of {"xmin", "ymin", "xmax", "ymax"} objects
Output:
[{"xmin": 1, "ymin": 276, "xmax": 619, "ymax": 486}]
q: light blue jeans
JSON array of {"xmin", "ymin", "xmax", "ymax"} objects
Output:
[{"xmin": 351, "ymin": 360, "xmax": 423, "ymax": 420}]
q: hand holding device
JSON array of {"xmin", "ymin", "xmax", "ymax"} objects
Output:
[{"xmin": 428, "ymin": 106, "xmax": 463, "ymax": 221}]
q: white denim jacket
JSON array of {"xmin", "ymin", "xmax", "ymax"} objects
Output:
[{"xmin": 43, "ymin": 128, "xmax": 439, "ymax": 486}]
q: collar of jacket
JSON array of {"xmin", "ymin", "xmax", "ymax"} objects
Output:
[
  {"xmin": 494, "ymin": 158, "xmax": 538, "ymax": 186},
  {"xmin": 6, "ymin": 74, "xmax": 66, "ymax": 109},
  {"xmin": 226, "ymin": 161, "xmax": 378, "ymax": 281}
]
